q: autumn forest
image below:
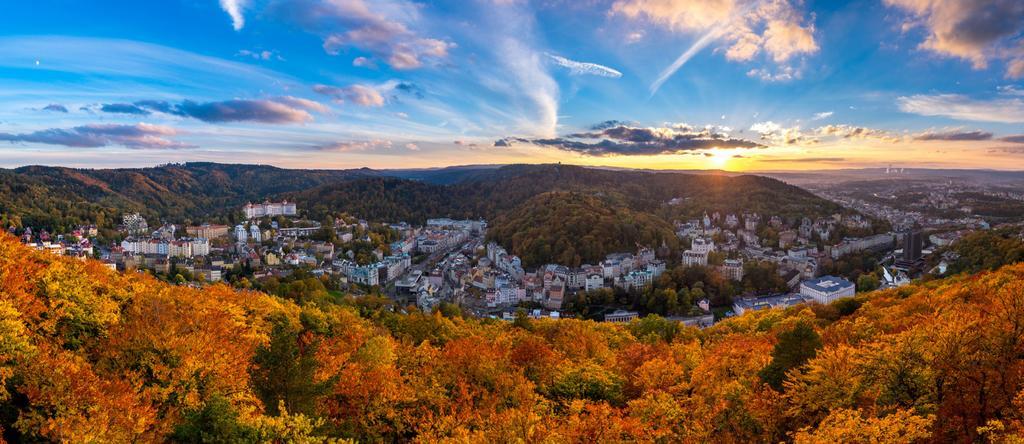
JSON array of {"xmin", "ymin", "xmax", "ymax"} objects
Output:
[{"xmin": 0, "ymin": 233, "xmax": 1021, "ymax": 443}]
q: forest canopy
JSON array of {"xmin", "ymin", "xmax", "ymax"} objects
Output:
[{"xmin": 0, "ymin": 234, "xmax": 1023, "ymax": 442}]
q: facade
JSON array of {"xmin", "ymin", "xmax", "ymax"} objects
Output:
[
  {"xmin": 682, "ymin": 250, "xmax": 708, "ymax": 267},
  {"xmin": 829, "ymin": 234, "xmax": 895, "ymax": 259},
  {"xmin": 800, "ymin": 275, "xmax": 855, "ymax": 304},
  {"xmin": 243, "ymin": 200, "xmax": 297, "ymax": 219},
  {"xmin": 234, "ymin": 224, "xmax": 248, "ymax": 243},
  {"xmin": 186, "ymin": 224, "xmax": 229, "ymax": 239},
  {"xmin": 604, "ymin": 310, "xmax": 639, "ymax": 323},
  {"xmin": 720, "ymin": 258, "xmax": 744, "ymax": 281},
  {"xmin": 732, "ymin": 294, "xmax": 808, "ymax": 316}
]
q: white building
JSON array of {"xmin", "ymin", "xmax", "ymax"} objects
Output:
[
  {"xmin": 720, "ymin": 258, "xmax": 744, "ymax": 281},
  {"xmin": 234, "ymin": 224, "xmax": 248, "ymax": 243},
  {"xmin": 585, "ymin": 274, "xmax": 604, "ymax": 292},
  {"xmin": 800, "ymin": 275, "xmax": 855, "ymax": 304},
  {"xmin": 249, "ymin": 224, "xmax": 262, "ymax": 243},
  {"xmin": 243, "ymin": 200, "xmax": 297, "ymax": 219},
  {"xmin": 682, "ymin": 250, "xmax": 708, "ymax": 267}
]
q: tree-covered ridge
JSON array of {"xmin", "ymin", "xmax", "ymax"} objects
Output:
[
  {"xmin": 0, "ymin": 163, "xmax": 370, "ymax": 232},
  {"xmin": 1, "ymin": 234, "xmax": 1023, "ymax": 442},
  {"xmin": 487, "ymin": 191, "xmax": 679, "ymax": 268}
]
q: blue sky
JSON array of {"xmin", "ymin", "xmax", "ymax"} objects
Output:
[{"xmin": 0, "ymin": 0, "xmax": 1022, "ymax": 170}]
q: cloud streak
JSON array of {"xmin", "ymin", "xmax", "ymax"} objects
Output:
[
  {"xmin": 897, "ymin": 94, "xmax": 1024, "ymax": 123},
  {"xmin": 97, "ymin": 97, "xmax": 324, "ymax": 123},
  {"xmin": 0, "ymin": 123, "xmax": 191, "ymax": 149},
  {"xmin": 548, "ymin": 54, "xmax": 622, "ymax": 78}
]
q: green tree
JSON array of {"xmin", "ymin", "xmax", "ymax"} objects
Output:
[
  {"xmin": 250, "ymin": 320, "xmax": 333, "ymax": 417},
  {"xmin": 758, "ymin": 321, "xmax": 823, "ymax": 391},
  {"xmin": 170, "ymin": 396, "xmax": 259, "ymax": 443}
]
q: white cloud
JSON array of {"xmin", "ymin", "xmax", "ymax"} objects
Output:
[
  {"xmin": 313, "ymin": 84, "xmax": 385, "ymax": 107},
  {"xmin": 220, "ymin": 0, "xmax": 249, "ymax": 31},
  {"xmin": 897, "ymin": 94, "xmax": 1024, "ymax": 124},
  {"xmin": 614, "ymin": 0, "xmax": 818, "ymax": 91},
  {"xmin": 548, "ymin": 54, "xmax": 623, "ymax": 78},
  {"xmin": 811, "ymin": 111, "xmax": 833, "ymax": 120}
]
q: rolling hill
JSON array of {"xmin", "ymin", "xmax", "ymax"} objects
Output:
[{"xmin": 487, "ymin": 191, "xmax": 679, "ymax": 268}]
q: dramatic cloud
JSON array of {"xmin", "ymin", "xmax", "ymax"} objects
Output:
[
  {"xmin": 274, "ymin": 0, "xmax": 453, "ymax": 70},
  {"xmin": 750, "ymin": 121, "xmax": 815, "ymax": 145},
  {"xmin": 884, "ymin": 0, "xmax": 1024, "ymax": 78},
  {"xmin": 42, "ymin": 104, "xmax": 68, "ymax": 113},
  {"xmin": 0, "ymin": 123, "xmax": 191, "ymax": 149},
  {"xmin": 897, "ymin": 94, "xmax": 1024, "ymax": 123},
  {"xmin": 313, "ymin": 84, "xmax": 385, "ymax": 107},
  {"xmin": 98, "ymin": 97, "xmax": 323, "ymax": 123},
  {"xmin": 613, "ymin": 0, "xmax": 818, "ymax": 87},
  {"xmin": 913, "ymin": 129, "xmax": 993, "ymax": 141},
  {"xmin": 1001, "ymin": 135, "xmax": 1024, "ymax": 144},
  {"xmin": 219, "ymin": 0, "xmax": 249, "ymax": 31},
  {"xmin": 548, "ymin": 54, "xmax": 623, "ymax": 78},
  {"xmin": 497, "ymin": 122, "xmax": 762, "ymax": 156}
]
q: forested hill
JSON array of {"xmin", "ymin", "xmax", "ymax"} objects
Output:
[
  {"xmin": 1, "ymin": 233, "xmax": 1023, "ymax": 442},
  {"xmin": 0, "ymin": 163, "xmax": 373, "ymax": 232},
  {"xmin": 0, "ymin": 163, "xmax": 850, "ymax": 249},
  {"xmin": 290, "ymin": 163, "xmax": 847, "ymax": 222},
  {"xmin": 487, "ymin": 191, "xmax": 680, "ymax": 268}
]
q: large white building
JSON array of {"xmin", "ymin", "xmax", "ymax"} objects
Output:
[
  {"xmin": 243, "ymin": 200, "xmax": 297, "ymax": 219},
  {"xmin": 800, "ymin": 275, "xmax": 855, "ymax": 304}
]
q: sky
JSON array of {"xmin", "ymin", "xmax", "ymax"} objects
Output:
[{"xmin": 0, "ymin": 0, "xmax": 1023, "ymax": 171}]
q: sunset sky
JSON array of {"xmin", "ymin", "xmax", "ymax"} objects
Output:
[{"xmin": 1, "ymin": 0, "xmax": 1023, "ymax": 171}]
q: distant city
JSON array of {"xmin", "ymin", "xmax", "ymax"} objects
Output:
[{"xmin": 13, "ymin": 177, "xmax": 993, "ymax": 328}]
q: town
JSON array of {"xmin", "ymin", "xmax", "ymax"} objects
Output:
[{"xmin": 11, "ymin": 188, "xmax": 990, "ymax": 329}]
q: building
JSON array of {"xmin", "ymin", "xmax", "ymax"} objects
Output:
[
  {"xmin": 800, "ymin": 275, "xmax": 855, "ymax": 304},
  {"xmin": 720, "ymin": 258, "xmax": 744, "ymax": 281},
  {"xmin": 122, "ymin": 213, "xmax": 149, "ymax": 236},
  {"xmin": 585, "ymin": 274, "xmax": 604, "ymax": 292},
  {"xmin": 186, "ymin": 224, "xmax": 229, "ymax": 239},
  {"xmin": 732, "ymin": 294, "xmax": 809, "ymax": 316},
  {"xmin": 829, "ymin": 233, "xmax": 895, "ymax": 259},
  {"xmin": 234, "ymin": 224, "xmax": 248, "ymax": 243},
  {"xmin": 682, "ymin": 237, "xmax": 715, "ymax": 267},
  {"xmin": 604, "ymin": 310, "xmax": 639, "ymax": 323},
  {"xmin": 249, "ymin": 224, "xmax": 262, "ymax": 243},
  {"xmin": 243, "ymin": 200, "xmax": 297, "ymax": 219},
  {"xmin": 894, "ymin": 225, "xmax": 925, "ymax": 272},
  {"xmin": 682, "ymin": 250, "xmax": 708, "ymax": 267}
]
